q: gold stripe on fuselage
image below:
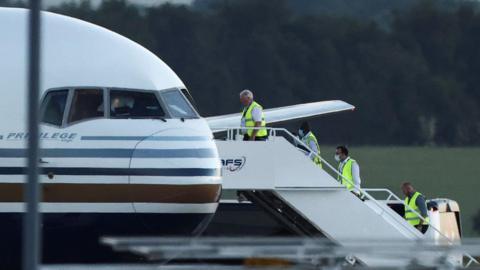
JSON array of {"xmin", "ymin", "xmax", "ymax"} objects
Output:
[{"xmin": 0, "ymin": 183, "xmax": 221, "ymax": 203}]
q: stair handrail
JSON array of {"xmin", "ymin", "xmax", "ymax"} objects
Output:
[
  {"xmin": 215, "ymin": 127, "xmax": 479, "ymax": 267},
  {"xmin": 218, "ymin": 127, "xmax": 425, "ymax": 234},
  {"xmin": 278, "ymin": 127, "xmax": 479, "ymax": 267},
  {"xmin": 278, "ymin": 129, "xmax": 436, "ymax": 233},
  {"xmin": 361, "ymin": 188, "xmax": 479, "ymax": 267}
]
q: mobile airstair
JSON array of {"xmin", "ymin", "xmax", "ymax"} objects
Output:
[{"xmin": 214, "ymin": 127, "xmax": 479, "ymax": 267}]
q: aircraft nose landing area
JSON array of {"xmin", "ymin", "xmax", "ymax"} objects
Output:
[{"xmin": 0, "ymin": 129, "xmax": 222, "ymax": 266}]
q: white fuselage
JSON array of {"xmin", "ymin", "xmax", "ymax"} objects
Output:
[{"xmin": 0, "ymin": 8, "xmax": 221, "ymax": 265}]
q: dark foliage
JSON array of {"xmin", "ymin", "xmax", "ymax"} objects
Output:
[{"xmin": 7, "ymin": 0, "xmax": 480, "ymax": 145}]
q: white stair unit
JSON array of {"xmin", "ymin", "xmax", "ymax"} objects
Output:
[{"xmin": 215, "ymin": 128, "xmax": 478, "ymax": 267}]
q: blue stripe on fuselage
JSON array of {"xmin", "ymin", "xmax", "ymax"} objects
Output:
[
  {"xmin": 0, "ymin": 148, "xmax": 217, "ymax": 158},
  {"xmin": 81, "ymin": 136, "xmax": 212, "ymax": 141},
  {"xmin": 0, "ymin": 167, "xmax": 221, "ymax": 176}
]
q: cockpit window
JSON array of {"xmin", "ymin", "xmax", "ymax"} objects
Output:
[
  {"xmin": 181, "ymin": 89, "xmax": 199, "ymax": 111},
  {"xmin": 68, "ymin": 89, "xmax": 104, "ymax": 124},
  {"xmin": 41, "ymin": 90, "xmax": 68, "ymax": 126},
  {"xmin": 110, "ymin": 90, "xmax": 165, "ymax": 118},
  {"xmin": 160, "ymin": 90, "xmax": 198, "ymax": 118}
]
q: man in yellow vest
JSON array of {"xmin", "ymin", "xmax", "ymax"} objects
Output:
[
  {"xmin": 298, "ymin": 121, "xmax": 322, "ymax": 168},
  {"xmin": 401, "ymin": 182, "xmax": 430, "ymax": 233},
  {"xmin": 335, "ymin": 146, "xmax": 362, "ymax": 197},
  {"xmin": 239, "ymin": 89, "xmax": 267, "ymax": 141}
]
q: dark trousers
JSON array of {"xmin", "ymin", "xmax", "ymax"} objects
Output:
[
  {"xmin": 243, "ymin": 134, "xmax": 268, "ymax": 141},
  {"xmin": 351, "ymin": 191, "xmax": 365, "ymax": 201},
  {"xmin": 416, "ymin": 225, "xmax": 429, "ymax": 234}
]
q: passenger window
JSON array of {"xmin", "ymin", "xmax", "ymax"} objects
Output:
[
  {"xmin": 41, "ymin": 90, "xmax": 68, "ymax": 126},
  {"xmin": 110, "ymin": 90, "xmax": 165, "ymax": 118},
  {"xmin": 68, "ymin": 89, "xmax": 104, "ymax": 123},
  {"xmin": 161, "ymin": 90, "xmax": 198, "ymax": 118}
]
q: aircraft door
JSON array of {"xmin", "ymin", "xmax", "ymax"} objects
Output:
[
  {"xmin": 129, "ymin": 129, "xmax": 180, "ymax": 234},
  {"xmin": 128, "ymin": 126, "xmax": 219, "ymax": 236}
]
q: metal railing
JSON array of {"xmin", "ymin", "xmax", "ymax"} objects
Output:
[
  {"xmin": 215, "ymin": 127, "xmax": 480, "ymax": 267},
  {"xmin": 100, "ymin": 236, "xmax": 480, "ymax": 268},
  {"xmin": 363, "ymin": 188, "xmax": 479, "ymax": 267}
]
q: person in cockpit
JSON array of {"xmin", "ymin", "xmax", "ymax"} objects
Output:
[{"xmin": 111, "ymin": 95, "xmax": 134, "ymax": 117}]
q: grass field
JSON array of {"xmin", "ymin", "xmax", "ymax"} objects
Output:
[{"xmin": 320, "ymin": 146, "xmax": 480, "ymax": 237}]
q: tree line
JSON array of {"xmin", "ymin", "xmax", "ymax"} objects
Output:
[{"xmin": 2, "ymin": 0, "xmax": 480, "ymax": 146}]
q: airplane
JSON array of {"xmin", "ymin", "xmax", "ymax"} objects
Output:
[{"xmin": 0, "ymin": 7, "xmax": 356, "ymax": 267}]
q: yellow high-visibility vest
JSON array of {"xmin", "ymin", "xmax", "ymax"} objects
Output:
[
  {"xmin": 404, "ymin": 191, "xmax": 430, "ymax": 226},
  {"xmin": 303, "ymin": 132, "xmax": 322, "ymax": 168},
  {"xmin": 241, "ymin": 101, "xmax": 267, "ymax": 137},
  {"xmin": 338, "ymin": 158, "xmax": 356, "ymax": 191}
]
